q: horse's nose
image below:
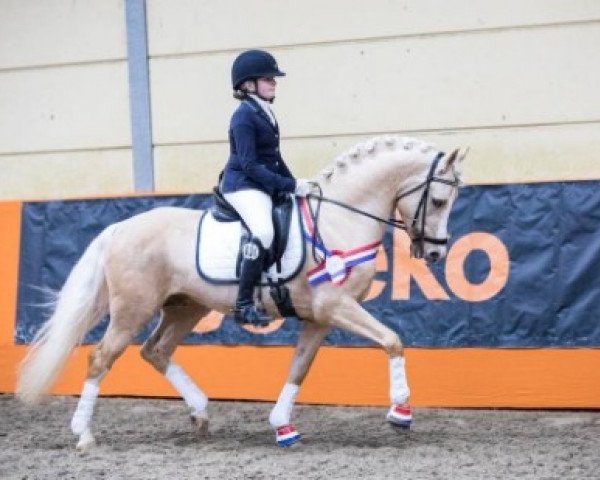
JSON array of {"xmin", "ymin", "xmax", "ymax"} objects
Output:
[{"xmin": 428, "ymin": 251, "xmax": 440, "ymax": 262}]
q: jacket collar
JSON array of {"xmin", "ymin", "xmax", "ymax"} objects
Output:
[{"xmin": 244, "ymin": 96, "xmax": 279, "ymax": 133}]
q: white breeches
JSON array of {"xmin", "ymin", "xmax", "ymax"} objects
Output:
[{"xmin": 224, "ymin": 189, "xmax": 274, "ymax": 248}]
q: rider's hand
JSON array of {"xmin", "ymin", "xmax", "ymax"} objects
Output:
[{"xmin": 294, "ymin": 179, "xmax": 314, "ymax": 197}]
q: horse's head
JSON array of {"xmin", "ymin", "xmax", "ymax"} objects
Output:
[{"xmin": 395, "ymin": 147, "xmax": 467, "ymax": 262}]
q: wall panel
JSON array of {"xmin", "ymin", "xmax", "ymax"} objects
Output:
[
  {"xmin": 149, "ymin": 23, "xmax": 600, "ymax": 146},
  {"xmin": 0, "ymin": 0, "xmax": 126, "ymax": 69},
  {"xmin": 0, "ymin": 150, "xmax": 133, "ymax": 200},
  {"xmin": 153, "ymin": 122, "xmax": 600, "ymax": 193},
  {"xmin": 0, "ymin": 63, "xmax": 131, "ymax": 154},
  {"xmin": 146, "ymin": 0, "xmax": 600, "ymax": 55}
]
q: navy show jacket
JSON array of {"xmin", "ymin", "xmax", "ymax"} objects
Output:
[{"xmin": 221, "ymin": 97, "xmax": 296, "ymax": 197}]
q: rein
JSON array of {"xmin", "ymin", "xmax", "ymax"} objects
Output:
[{"xmin": 305, "ymin": 151, "xmax": 459, "ymax": 259}]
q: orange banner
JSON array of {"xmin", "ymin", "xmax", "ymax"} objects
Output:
[
  {"xmin": 0, "ymin": 201, "xmax": 20, "ymax": 347},
  {"xmin": 1, "ymin": 344, "xmax": 599, "ymax": 408}
]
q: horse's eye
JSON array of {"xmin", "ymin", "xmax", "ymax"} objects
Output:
[{"xmin": 432, "ymin": 198, "xmax": 447, "ymax": 208}]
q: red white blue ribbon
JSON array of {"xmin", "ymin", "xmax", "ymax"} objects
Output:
[{"xmin": 299, "ymin": 197, "xmax": 381, "ymax": 287}]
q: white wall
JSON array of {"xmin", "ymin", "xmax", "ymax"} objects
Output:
[
  {"xmin": 0, "ymin": 0, "xmax": 131, "ymax": 200},
  {"xmin": 1, "ymin": 0, "xmax": 599, "ymax": 199},
  {"xmin": 147, "ymin": 0, "xmax": 600, "ymax": 192}
]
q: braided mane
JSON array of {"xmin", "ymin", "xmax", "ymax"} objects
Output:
[{"xmin": 318, "ymin": 135, "xmax": 436, "ymax": 181}]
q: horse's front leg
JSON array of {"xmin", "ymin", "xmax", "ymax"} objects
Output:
[
  {"xmin": 313, "ymin": 291, "xmax": 412, "ymax": 429},
  {"xmin": 269, "ymin": 320, "xmax": 330, "ymax": 446}
]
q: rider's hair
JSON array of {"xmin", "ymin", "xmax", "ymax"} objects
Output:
[{"xmin": 233, "ymin": 89, "xmax": 248, "ymax": 100}]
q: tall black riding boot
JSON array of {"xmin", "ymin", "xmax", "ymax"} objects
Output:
[{"xmin": 234, "ymin": 238, "xmax": 273, "ymax": 327}]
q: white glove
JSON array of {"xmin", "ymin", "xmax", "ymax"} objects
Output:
[{"xmin": 294, "ymin": 179, "xmax": 313, "ymax": 197}]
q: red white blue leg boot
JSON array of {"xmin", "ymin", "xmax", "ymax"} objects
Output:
[
  {"xmin": 386, "ymin": 403, "xmax": 412, "ymax": 429},
  {"xmin": 388, "ymin": 356, "xmax": 411, "ymax": 429},
  {"xmin": 275, "ymin": 424, "xmax": 302, "ymax": 447},
  {"xmin": 270, "ymin": 383, "xmax": 301, "ymax": 447}
]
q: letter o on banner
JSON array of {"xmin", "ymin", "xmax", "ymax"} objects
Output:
[{"xmin": 445, "ymin": 232, "xmax": 509, "ymax": 302}]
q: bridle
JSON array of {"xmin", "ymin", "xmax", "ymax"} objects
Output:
[
  {"xmin": 305, "ymin": 151, "xmax": 460, "ymax": 260},
  {"xmin": 396, "ymin": 151, "xmax": 460, "ymax": 258}
]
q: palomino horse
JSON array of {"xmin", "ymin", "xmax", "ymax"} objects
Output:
[{"xmin": 17, "ymin": 135, "xmax": 466, "ymax": 449}]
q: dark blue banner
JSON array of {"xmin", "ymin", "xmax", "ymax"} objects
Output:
[{"xmin": 15, "ymin": 181, "xmax": 600, "ymax": 347}]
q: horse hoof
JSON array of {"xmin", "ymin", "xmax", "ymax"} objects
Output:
[
  {"xmin": 275, "ymin": 424, "xmax": 301, "ymax": 447},
  {"xmin": 76, "ymin": 429, "xmax": 95, "ymax": 452},
  {"xmin": 191, "ymin": 415, "xmax": 210, "ymax": 436},
  {"xmin": 386, "ymin": 403, "xmax": 412, "ymax": 429}
]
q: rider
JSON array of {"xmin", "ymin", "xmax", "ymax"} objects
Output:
[{"xmin": 221, "ymin": 49, "xmax": 312, "ymax": 326}]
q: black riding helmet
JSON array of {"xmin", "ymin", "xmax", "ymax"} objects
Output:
[{"xmin": 231, "ymin": 49, "xmax": 285, "ymax": 91}]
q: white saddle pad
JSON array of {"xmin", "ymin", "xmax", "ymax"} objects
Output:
[{"xmin": 196, "ymin": 197, "xmax": 305, "ymax": 285}]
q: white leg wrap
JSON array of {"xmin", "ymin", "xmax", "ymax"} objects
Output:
[
  {"xmin": 269, "ymin": 383, "xmax": 299, "ymax": 428},
  {"xmin": 71, "ymin": 380, "xmax": 100, "ymax": 435},
  {"xmin": 165, "ymin": 363, "xmax": 208, "ymax": 417},
  {"xmin": 389, "ymin": 356, "xmax": 410, "ymax": 405}
]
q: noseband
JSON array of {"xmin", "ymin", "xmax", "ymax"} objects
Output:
[{"xmin": 305, "ymin": 151, "xmax": 459, "ymax": 261}]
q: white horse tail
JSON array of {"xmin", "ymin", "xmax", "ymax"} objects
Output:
[{"xmin": 16, "ymin": 224, "xmax": 117, "ymax": 404}]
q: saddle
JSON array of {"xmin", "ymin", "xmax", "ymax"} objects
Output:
[
  {"xmin": 211, "ymin": 187, "xmax": 295, "ymax": 274},
  {"xmin": 195, "ymin": 187, "xmax": 304, "ymax": 317}
]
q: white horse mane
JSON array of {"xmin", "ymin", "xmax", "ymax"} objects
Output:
[{"xmin": 319, "ymin": 135, "xmax": 437, "ymax": 181}]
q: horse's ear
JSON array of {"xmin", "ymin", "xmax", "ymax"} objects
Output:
[
  {"xmin": 458, "ymin": 146, "xmax": 470, "ymax": 164},
  {"xmin": 440, "ymin": 148, "xmax": 460, "ymax": 173}
]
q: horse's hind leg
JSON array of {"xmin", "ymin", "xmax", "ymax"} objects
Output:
[
  {"xmin": 269, "ymin": 320, "xmax": 329, "ymax": 446},
  {"xmin": 71, "ymin": 298, "xmax": 155, "ymax": 451},
  {"xmin": 140, "ymin": 296, "xmax": 210, "ymax": 434}
]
